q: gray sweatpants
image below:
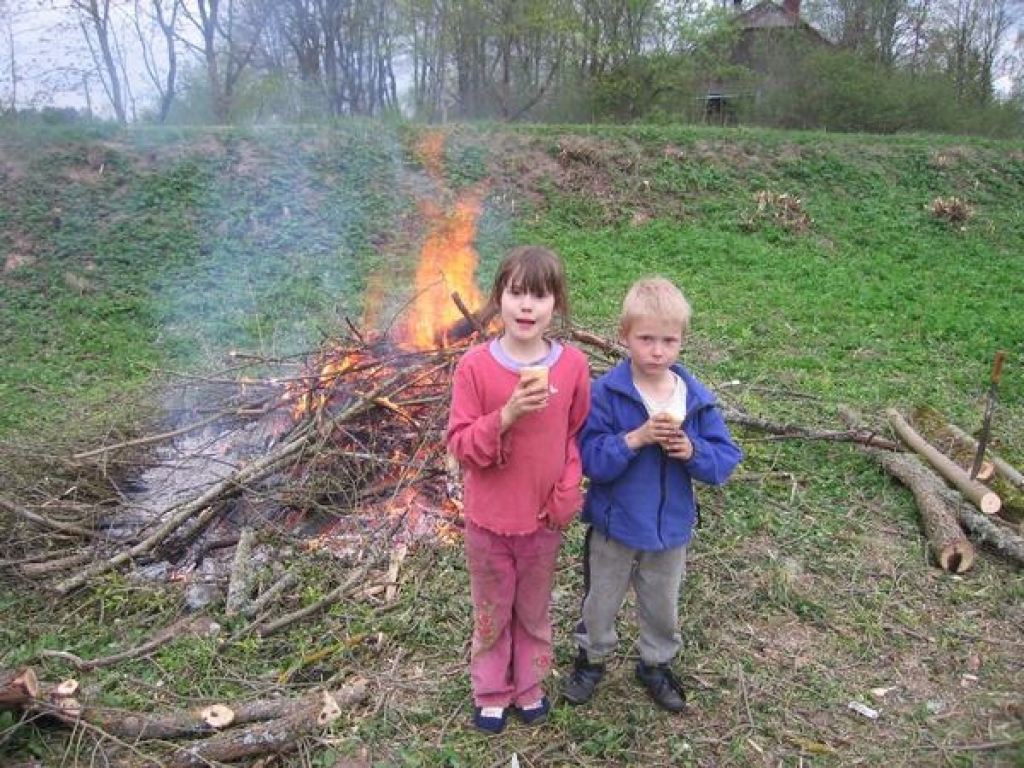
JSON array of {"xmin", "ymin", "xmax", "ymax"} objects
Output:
[{"xmin": 574, "ymin": 527, "xmax": 688, "ymax": 666}]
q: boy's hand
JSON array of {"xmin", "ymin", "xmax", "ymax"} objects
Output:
[
  {"xmin": 500, "ymin": 377, "xmax": 549, "ymax": 430},
  {"xmin": 627, "ymin": 412, "xmax": 681, "ymax": 450},
  {"xmin": 663, "ymin": 431, "xmax": 694, "ymax": 461}
]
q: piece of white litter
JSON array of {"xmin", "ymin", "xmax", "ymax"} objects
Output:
[
  {"xmin": 869, "ymin": 686, "xmax": 896, "ymax": 700},
  {"xmin": 847, "ymin": 701, "xmax": 880, "ymax": 720},
  {"xmin": 509, "ymin": 754, "xmax": 520, "ymax": 768}
]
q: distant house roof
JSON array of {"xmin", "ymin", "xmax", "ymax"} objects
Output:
[{"xmin": 733, "ymin": 0, "xmax": 832, "ymax": 45}]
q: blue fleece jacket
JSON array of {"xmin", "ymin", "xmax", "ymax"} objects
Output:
[{"xmin": 579, "ymin": 359, "xmax": 743, "ymax": 551}]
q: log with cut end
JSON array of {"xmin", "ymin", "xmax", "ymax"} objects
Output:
[
  {"xmin": 200, "ymin": 704, "xmax": 235, "ymax": 729},
  {"xmin": 886, "ymin": 409, "xmax": 1001, "ymax": 515},
  {"xmin": 0, "ymin": 668, "xmax": 39, "ymax": 709},
  {"xmin": 168, "ymin": 686, "xmax": 362, "ymax": 767},
  {"xmin": 53, "ymin": 679, "xmax": 79, "ymax": 698},
  {"xmin": 942, "ymin": 419, "xmax": 1024, "ymax": 491},
  {"xmin": 868, "ymin": 449, "xmax": 976, "ymax": 572},
  {"xmin": 839, "ymin": 406, "xmax": 975, "ymax": 572}
]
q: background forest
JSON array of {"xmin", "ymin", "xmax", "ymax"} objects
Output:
[{"xmin": 2, "ymin": 0, "xmax": 1023, "ymax": 136}]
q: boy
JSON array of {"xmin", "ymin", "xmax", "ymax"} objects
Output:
[{"xmin": 563, "ymin": 276, "xmax": 742, "ymax": 712}]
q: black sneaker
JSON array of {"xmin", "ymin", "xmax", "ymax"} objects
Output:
[
  {"xmin": 562, "ymin": 649, "xmax": 605, "ymax": 705},
  {"xmin": 635, "ymin": 661, "xmax": 687, "ymax": 712}
]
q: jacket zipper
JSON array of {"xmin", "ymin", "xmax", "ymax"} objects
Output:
[{"xmin": 656, "ymin": 450, "xmax": 668, "ymax": 548}]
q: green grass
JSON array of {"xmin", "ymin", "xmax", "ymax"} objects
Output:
[{"xmin": 1, "ymin": 120, "xmax": 1022, "ymax": 766}]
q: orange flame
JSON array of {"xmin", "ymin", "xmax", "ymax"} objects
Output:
[
  {"xmin": 402, "ymin": 195, "xmax": 484, "ymax": 349},
  {"xmin": 399, "ymin": 131, "xmax": 486, "ymax": 350}
]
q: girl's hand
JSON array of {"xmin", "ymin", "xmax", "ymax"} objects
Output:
[
  {"xmin": 539, "ymin": 506, "xmax": 574, "ymax": 531},
  {"xmin": 500, "ymin": 377, "xmax": 549, "ymax": 431}
]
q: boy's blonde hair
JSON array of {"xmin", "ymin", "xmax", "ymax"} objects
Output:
[{"xmin": 620, "ymin": 276, "xmax": 691, "ymax": 336}]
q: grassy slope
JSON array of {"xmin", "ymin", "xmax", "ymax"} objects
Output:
[{"xmin": 1, "ymin": 121, "xmax": 1022, "ymax": 767}]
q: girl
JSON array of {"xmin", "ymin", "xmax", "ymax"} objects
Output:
[{"xmin": 446, "ymin": 245, "xmax": 591, "ymax": 734}]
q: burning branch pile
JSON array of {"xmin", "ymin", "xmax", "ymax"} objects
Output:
[{"xmin": 34, "ymin": 333, "xmax": 473, "ymax": 600}]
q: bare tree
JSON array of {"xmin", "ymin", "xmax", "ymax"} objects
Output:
[
  {"xmin": 133, "ymin": 0, "xmax": 179, "ymax": 121},
  {"xmin": 179, "ymin": 0, "xmax": 264, "ymax": 121},
  {"xmin": 933, "ymin": 0, "xmax": 1019, "ymax": 103},
  {"xmin": 72, "ymin": 0, "xmax": 130, "ymax": 122},
  {"xmin": 2, "ymin": 2, "xmax": 16, "ymax": 112}
]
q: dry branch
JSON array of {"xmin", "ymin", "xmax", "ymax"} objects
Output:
[
  {"xmin": 248, "ymin": 538, "xmax": 391, "ymax": 638},
  {"xmin": 37, "ymin": 616, "xmax": 218, "ymax": 671},
  {"xmin": 225, "ymin": 527, "xmax": 256, "ymax": 617},
  {"xmin": 886, "ymin": 409, "xmax": 1001, "ymax": 515},
  {"xmin": 18, "ymin": 551, "xmax": 94, "ymax": 577},
  {"xmin": 70, "ymin": 408, "xmax": 246, "ymax": 461},
  {"xmin": 725, "ymin": 408, "xmax": 904, "ymax": 450},
  {"xmin": 0, "ymin": 495, "xmax": 97, "ymax": 538},
  {"xmin": 243, "ymin": 571, "xmax": 299, "ymax": 618}
]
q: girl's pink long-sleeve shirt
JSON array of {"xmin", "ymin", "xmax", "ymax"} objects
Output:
[{"xmin": 446, "ymin": 341, "xmax": 591, "ymax": 535}]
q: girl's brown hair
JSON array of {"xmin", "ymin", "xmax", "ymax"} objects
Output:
[{"xmin": 489, "ymin": 245, "xmax": 570, "ymax": 317}]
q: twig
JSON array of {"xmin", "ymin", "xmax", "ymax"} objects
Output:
[
  {"xmin": 569, "ymin": 327, "xmax": 623, "ymax": 356},
  {"xmin": 736, "ymin": 662, "xmax": 755, "ymax": 729},
  {"xmin": 723, "ymin": 409, "xmax": 904, "ymax": 451},
  {"xmin": 71, "ymin": 409, "xmax": 240, "ymax": 460},
  {"xmin": 451, "ymin": 291, "xmax": 485, "ymax": 335},
  {"xmin": 243, "ymin": 571, "xmax": 299, "ymax": 619},
  {"xmin": 37, "ymin": 616, "xmax": 218, "ymax": 671},
  {"xmin": 0, "ymin": 495, "xmax": 96, "ymax": 538}
]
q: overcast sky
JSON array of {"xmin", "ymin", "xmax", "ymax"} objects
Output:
[{"xmin": 2, "ymin": 0, "xmax": 165, "ymax": 118}]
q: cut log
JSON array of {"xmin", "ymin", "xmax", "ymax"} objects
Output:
[
  {"xmin": 27, "ymin": 678, "xmax": 367, "ymax": 744},
  {"xmin": 200, "ymin": 704, "xmax": 235, "ymax": 729},
  {"xmin": 865, "ymin": 449, "xmax": 975, "ymax": 572},
  {"xmin": 167, "ymin": 685, "xmax": 364, "ymax": 767},
  {"xmin": 839, "ymin": 406, "xmax": 976, "ymax": 572},
  {"xmin": 0, "ymin": 668, "xmax": 39, "ymax": 709},
  {"xmin": 943, "ymin": 419, "xmax": 1024, "ymax": 492},
  {"xmin": 938, "ymin": 487, "xmax": 1024, "ymax": 567},
  {"xmin": 886, "ymin": 409, "xmax": 1001, "ymax": 515},
  {"xmin": 53, "ymin": 679, "xmax": 79, "ymax": 698}
]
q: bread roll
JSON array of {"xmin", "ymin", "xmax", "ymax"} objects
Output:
[
  {"xmin": 519, "ymin": 365, "xmax": 549, "ymax": 389},
  {"xmin": 657, "ymin": 409, "xmax": 684, "ymax": 429}
]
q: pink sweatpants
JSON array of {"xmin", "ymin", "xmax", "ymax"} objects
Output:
[{"xmin": 463, "ymin": 519, "xmax": 562, "ymax": 709}]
